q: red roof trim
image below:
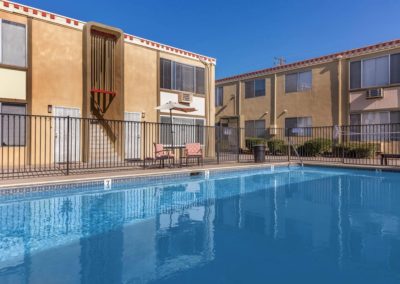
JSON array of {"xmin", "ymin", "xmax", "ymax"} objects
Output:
[{"xmin": 216, "ymin": 39, "xmax": 400, "ymax": 83}]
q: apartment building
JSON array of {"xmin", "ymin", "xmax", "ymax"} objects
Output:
[
  {"xmin": 0, "ymin": 1, "xmax": 215, "ymax": 165},
  {"xmin": 215, "ymin": 39, "xmax": 400, "ymax": 139}
]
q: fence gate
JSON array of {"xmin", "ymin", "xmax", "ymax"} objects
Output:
[
  {"xmin": 124, "ymin": 112, "xmax": 141, "ymax": 160},
  {"xmin": 216, "ymin": 125, "xmax": 239, "ymax": 162},
  {"xmin": 53, "ymin": 107, "xmax": 81, "ymax": 163}
]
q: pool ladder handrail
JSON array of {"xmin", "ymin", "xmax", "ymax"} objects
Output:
[{"xmin": 288, "ymin": 138, "xmax": 304, "ymax": 167}]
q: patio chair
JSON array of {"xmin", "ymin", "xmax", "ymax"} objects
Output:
[
  {"xmin": 153, "ymin": 143, "xmax": 175, "ymax": 168},
  {"xmin": 183, "ymin": 143, "xmax": 203, "ymax": 166}
]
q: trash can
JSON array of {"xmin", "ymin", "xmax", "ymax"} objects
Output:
[{"xmin": 253, "ymin": 144, "xmax": 266, "ymax": 163}]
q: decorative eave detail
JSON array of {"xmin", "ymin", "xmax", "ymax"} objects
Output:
[
  {"xmin": 216, "ymin": 39, "xmax": 400, "ymax": 84},
  {"xmin": 0, "ymin": 0, "xmax": 216, "ymax": 64}
]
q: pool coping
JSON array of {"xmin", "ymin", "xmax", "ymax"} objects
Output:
[
  {"xmin": 0, "ymin": 162, "xmax": 291, "ymax": 190},
  {"xmin": 2, "ymin": 161, "xmax": 400, "ymax": 191},
  {"xmin": 302, "ymin": 161, "xmax": 400, "ymax": 173}
]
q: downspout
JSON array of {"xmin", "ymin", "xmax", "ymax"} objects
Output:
[{"xmin": 337, "ymin": 55, "xmax": 343, "ymax": 127}]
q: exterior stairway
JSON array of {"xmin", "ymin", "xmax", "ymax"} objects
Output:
[{"xmin": 88, "ymin": 121, "xmax": 122, "ymax": 164}]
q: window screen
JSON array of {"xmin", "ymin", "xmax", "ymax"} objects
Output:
[
  {"xmin": 390, "ymin": 53, "xmax": 400, "ymax": 84},
  {"xmin": 285, "ymin": 73, "xmax": 298, "ymax": 93},
  {"xmin": 196, "ymin": 67, "xmax": 205, "ymax": 94},
  {"xmin": 1, "ymin": 20, "xmax": 26, "ymax": 67},
  {"xmin": 1, "ymin": 103, "xmax": 26, "ymax": 146},
  {"xmin": 298, "ymin": 71, "xmax": 312, "ymax": 91},
  {"xmin": 182, "ymin": 64, "xmax": 194, "ymax": 92},
  {"xmin": 362, "ymin": 56, "xmax": 389, "ymax": 88},
  {"xmin": 160, "ymin": 58, "xmax": 172, "ymax": 89},
  {"xmin": 350, "ymin": 61, "xmax": 361, "ymax": 89},
  {"xmin": 245, "ymin": 81, "xmax": 254, "ymax": 98},
  {"xmin": 254, "ymin": 79, "xmax": 265, "ymax": 97},
  {"xmin": 285, "ymin": 117, "xmax": 312, "ymax": 136}
]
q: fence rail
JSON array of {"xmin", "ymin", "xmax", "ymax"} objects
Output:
[{"xmin": 1, "ymin": 114, "xmax": 400, "ymax": 179}]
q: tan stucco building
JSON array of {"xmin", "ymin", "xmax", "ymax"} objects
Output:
[
  {"xmin": 215, "ymin": 39, "xmax": 400, "ymax": 140},
  {"xmin": 0, "ymin": 1, "xmax": 216, "ymax": 166}
]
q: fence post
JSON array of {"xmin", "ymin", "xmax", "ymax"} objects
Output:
[
  {"xmin": 341, "ymin": 126, "xmax": 345, "ymax": 164},
  {"xmin": 237, "ymin": 127, "xmax": 240, "ymax": 163},
  {"xmin": 288, "ymin": 135, "xmax": 291, "ymax": 163},
  {"xmin": 217, "ymin": 125, "xmax": 221, "ymax": 164},
  {"xmin": 143, "ymin": 121, "xmax": 147, "ymax": 169},
  {"xmin": 66, "ymin": 116, "xmax": 70, "ymax": 175}
]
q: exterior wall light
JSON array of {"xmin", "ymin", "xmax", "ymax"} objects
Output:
[
  {"xmin": 141, "ymin": 111, "xmax": 146, "ymax": 119},
  {"xmin": 48, "ymin": 105, "xmax": 52, "ymax": 114}
]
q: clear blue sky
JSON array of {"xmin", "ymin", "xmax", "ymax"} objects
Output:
[{"xmin": 17, "ymin": 0, "xmax": 400, "ymax": 79}]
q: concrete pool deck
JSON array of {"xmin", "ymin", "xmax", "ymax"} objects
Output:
[
  {"xmin": 1, "ymin": 160, "xmax": 400, "ymax": 189},
  {"xmin": 0, "ymin": 162, "xmax": 291, "ymax": 189}
]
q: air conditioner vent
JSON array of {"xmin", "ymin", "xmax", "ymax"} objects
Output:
[
  {"xmin": 179, "ymin": 93, "xmax": 193, "ymax": 104},
  {"xmin": 366, "ymin": 88, "xmax": 383, "ymax": 99}
]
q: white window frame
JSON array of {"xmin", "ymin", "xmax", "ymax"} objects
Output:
[
  {"xmin": 161, "ymin": 58, "xmax": 204, "ymax": 95},
  {"xmin": 285, "ymin": 70, "xmax": 312, "ymax": 93},
  {"xmin": 349, "ymin": 54, "xmax": 397, "ymax": 90}
]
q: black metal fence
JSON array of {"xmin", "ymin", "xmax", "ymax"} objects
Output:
[{"xmin": 1, "ymin": 114, "xmax": 400, "ymax": 179}]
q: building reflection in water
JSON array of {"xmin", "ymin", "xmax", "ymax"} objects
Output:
[{"xmin": 0, "ymin": 170, "xmax": 399, "ymax": 283}]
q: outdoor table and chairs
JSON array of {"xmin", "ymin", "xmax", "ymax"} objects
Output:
[{"xmin": 153, "ymin": 143, "xmax": 203, "ymax": 168}]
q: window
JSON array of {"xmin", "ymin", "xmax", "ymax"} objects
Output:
[
  {"xmin": 159, "ymin": 58, "xmax": 205, "ymax": 94},
  {"xmin": 0, "ymin": 20, "xmax": 27, "ymax": 67},
  {"xmin": 350, "ymin": 61, "xmax": 362, "ymax": 89},
  {"xmin": 285, "ymin": 117, "xmax": 312, "ymax": 136},
  {"xmin": 245, "ymin": 79, "xmax": 265, "ymax": 98},
  {"xmin": 285, "ymin": 71, "xmax": 312, "ymax": 93},
  {"xmin": 245, "ymin": 120, "xmax": 265, "ymax": 138},
  {"xmin": 160, "ymin": 116, "xmax": 205, "ymax": 145},
  {"xmin": 160, "ymin": 58, "xmax": 172, "ymax": 89},
  {"xmin": 350, "ymin": 54, "xmax": 400, "ymax": 89},
  {"xmin": 362, "ymin": 56, "xmax": 389, "ymax": 88},
  {"xmin": 215, "ymin": 87, "xmax": 223, "ymax": 107},
  {"xmin": 0, "ymin": 103, "xmax": 26, "ymax": 146},
  {"xmin": 195, "ymin": 67, "xmax": 205, "ymax": 94},
  {"xmin": 350, "ymin": 111, "xmax": 400, "ymax": 141},
  {"xmin": 390, "ymin": 53, "xmax": 400, "ymax": 84}
]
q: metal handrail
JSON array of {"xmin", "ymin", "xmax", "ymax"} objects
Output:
[{"xmin": 288, "ymin": 137, "xmax": 304, "ymax": 167}]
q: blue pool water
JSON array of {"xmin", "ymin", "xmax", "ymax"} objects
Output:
[{"xmin": 1, "ymin": 166, "xmax": 400, "ymax": 284}]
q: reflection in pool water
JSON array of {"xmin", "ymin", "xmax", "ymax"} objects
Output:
[{"xmin": 0, "ymin": 167, "xmax": 400, "ymax": 283}]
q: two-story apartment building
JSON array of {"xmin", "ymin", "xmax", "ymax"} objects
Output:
[
  {"xmin": 215, "ymin": 39, "xmax": 400, "ymax": 140},
  {"xmin": 0, "ymin": 1, "xmax": 216, "ymax": 166}
]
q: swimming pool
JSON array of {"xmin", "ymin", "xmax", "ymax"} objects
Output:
[{"xmin": 0, "ymin": 166, "xmax": 400, "ymax": 284}]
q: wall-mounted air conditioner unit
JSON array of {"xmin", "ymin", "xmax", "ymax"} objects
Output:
[
  {"xmin": 179, "ymin": 93, "xmax": 193, "ymax": 104},
  {"xmin": 366, "ymin": 88, "xmax": 383, "ymax": 99}
]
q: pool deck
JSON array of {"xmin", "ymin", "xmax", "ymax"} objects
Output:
[
  {"xmin": 0, "ymin": 162, "xmax": 291, "ymax": 189},
  {"xmin": 1, "ymin": 160, "xmax": 400, "ymax": 189}
]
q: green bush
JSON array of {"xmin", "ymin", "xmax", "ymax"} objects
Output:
[
  {"xmin": 267, "ymin": 139, "xmax": 286, "ymax": 155},
  {"xmin": 332, "ymin": 143, "xmax": 378, "ymax": 158},
  {"xmin": 297, "ymin": 138, "xmax": 332, "ymax": 157},
  {"xmin": 245, "ymin": 137, "xmax": 267, "ymax": 151}
]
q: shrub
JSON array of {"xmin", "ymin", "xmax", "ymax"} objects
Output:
[
  {"xmin": 245, "ymin": 137, "xmax": 267, "ymax": 151},
  {"xmin": 267, "ymin": 139, "xmax": 286, "ymax": 155},
  {"xmin": 332, "ymin": 143, "xmax": 378, "ymax": 158},
  {"xmin": 297, "ymin": 138, "xmax": 332, "ymax": 157}
]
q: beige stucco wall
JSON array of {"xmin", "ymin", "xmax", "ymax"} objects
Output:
[
  {"xmin": 30, "ymin": 19, "xmax": 83, "ymax": 116},
  {"xmin": 215, "ymin": 83, "xmax": 237, "ymax": 120},
  {"xmin": 275, "ymin": 61, "xmax": 338, "ymax": 128},
  {"xmin": 124, "ymin": 43, "xmax": 158, "ymax": 122},
  {"xmin": 240, "ymin": 76, "xmax": 272, "ymax": 126},
  {"xmin": 350, "ymin": 87, "xmax": 400, "ymax": 112}
]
